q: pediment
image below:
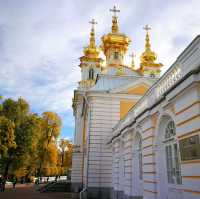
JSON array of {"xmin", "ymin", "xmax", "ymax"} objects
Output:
[
  {"xmin": 110, "ymin": 78, "xmax": 154, "ymax": 95},
  {"xmin": 125, "ymin": 84, "xmax": 149, "ymax": 95}
]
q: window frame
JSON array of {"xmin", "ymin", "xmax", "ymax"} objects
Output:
[
  {"xmin": 88, "ymin": 68, "xmax": 94, "ymax": 80},
  {"xmin": 164, "ymin": 120, "xmax": 182, "ymax": 185}
]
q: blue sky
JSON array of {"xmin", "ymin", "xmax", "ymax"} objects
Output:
[{"xmin": 0, "ymin": 0, "xmax": 200, "ymax": 140}]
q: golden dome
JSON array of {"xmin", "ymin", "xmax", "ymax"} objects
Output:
[
  {"xmin": 80, "ymin": 19, "xmax": 102, "ymax": 65},
  {"xmin": 101, "ymin": 6, "xmax": 131, "ymax": 62},
  {"xmin": 140, "ymin": 28, "xmax": 157, "ymax": 64},
  {"xmin": 139, "ymin": 25, "xmax": 163, "ymax": 75},
  {"xmin": 101, "ymin": 32, "xmax": 131, "ymax": 56}
]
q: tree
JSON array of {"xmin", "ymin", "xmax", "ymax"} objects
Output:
[
  {"xmin": 0, "ymin": 95, "xmax": 2, "ymax": 111},
  {"xmin": 63, "ymin": 141, "xmax": 73, "ymax": 170},
  {"xmin": 0, "ymin": 97, "xmax": 62, "ymax": 180},
  {"xmin": 42, "ymin": 112, "xmax": 62, "ymax": 142},
  {"xmin": 59, "ymin": 139, "xmax": 70, "ymax": 167},
  {"xmin": 13, "ymin": 114, "xmax": 43, "ymax": 179},
  {"xmin": 0, "ymin": 98, "xmax": 41, "ymax": 178},
  {"xmin": 0, "ymin": 116, "xmax": 16, "ymax": 162},
  {"xmin": 57, "ymin": 139, "xmax": 73, "ymax": 176},
  {"xmin": 37, "ymin": 112, "xmax": 62, "ymax": 177}
]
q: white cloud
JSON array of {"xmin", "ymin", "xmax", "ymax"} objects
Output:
[{"xmin": 0, "ymin": 0, "xmax": 200, "ymax": 137}]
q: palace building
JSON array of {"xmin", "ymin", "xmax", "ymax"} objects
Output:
[{"xmin": 71, "ymin": 6, "xmax": 200, "ymax": 199}]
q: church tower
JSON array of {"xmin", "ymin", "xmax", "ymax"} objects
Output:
[
  {"xmin": 72, "ymin": 7, "xmax": 166, "ymax": 198},
  {"xmin": 101, "ymin": 6, "xmax": 131, "ymax": 68},
  {"xmin": 79, "ymin": 19, "xmax": 103, "ymax": 90},
  {"xmin": 139, "ymin": 25, "xmax": 163, "ymax": 77}
]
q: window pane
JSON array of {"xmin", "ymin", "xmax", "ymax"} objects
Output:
[
  {"xmin": 165, "ymin": 121, "xmax": 176, "ymax": 139},
  {"xmin": 164, "ymin": 121, "xmax": 182, "ymax": 185},
  {"xmin": 179, "ymin": 135, "xmax": 200, "ymax": 161},
  {"xmin": 174, "ymin": 143, "xmax": 182, "ymax": 184},
  {"xmin": 165, "ymin": 145, "xmax": 174, "ymax": 184}
]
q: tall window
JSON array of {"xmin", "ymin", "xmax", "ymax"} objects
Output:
[
  {"xmin": 164, "ymin": 121, "xmax": 182, "ymax": 184},
  {"xmin": 89, "ymin": 68, "xmax": 94, "ymax": 79}
]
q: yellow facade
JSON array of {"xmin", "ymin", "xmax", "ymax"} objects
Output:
[
  {"xmin": 126, "ymin": 84, "xmax": 149, "ymax": 95},
  {"xmin": 120, "ymin": 101, "xmax": 136, "ymax": 119}
]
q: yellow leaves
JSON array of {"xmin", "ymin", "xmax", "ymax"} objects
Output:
[
  {"xmin": 14, "ymin": 167, "xmax": 27, "ymax": 179},
  {"xmin": 43, "ymin": 167, "xmax": 51, "ymax": 176},
  {"xmin": 40, "ymin": 139, "xmax": 73, "ymax": 176},
  {"xmin": 60, "ymin": 139, "xmax": 71, "ymax": 152},
  {"xmin": 38, "ymin": 112, "xmax": 62, "ymax": 176},
  {"xmin": 0, "ymin": 116, "xmax": 16, "ymax": 155},
  {"xmin": 42, "ymin": 112, "xmax": 62, "ymax": 140},
  {"xmin": 46, "ymin": 142, "xmax": 58, "ymax": 165},
  {"xmin": 0, "ymin": 96, "xmax": 64, "ymax": 179},
  {"xmin": 43, "ymin": 167, "xmax": 60, "ymax": 176},
  {"xmin": 59, "ymin": 139, "xmax": 73, "ymax": 169}
]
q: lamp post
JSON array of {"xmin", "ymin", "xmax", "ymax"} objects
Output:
[{"xmin": 59, "ymin": 139, "xmax": 69, "ymax": 176}]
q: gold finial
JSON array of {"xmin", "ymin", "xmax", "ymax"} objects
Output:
[
  {"xmin": 129, "ymin": 52, "xmax": 136, "ymax": 69},
  {"xmin": 80, "ymin": 18, "xmax": 100, "ymax": 63},
  {"xmin": 89, "ymin": 18, "xmax": 97, "ymax": 48},
  {"xmin": 139, "ymin": 25, "xmax": 163, "ymax": 75},
  {"xmin": 110, "ymin": 5, "xmax": 120, "ymax": 33},
  {"xmin": 143, "ymin": 25, "xmax": 151, "ymax": 51}
]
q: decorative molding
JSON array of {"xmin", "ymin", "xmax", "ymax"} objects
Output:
[
  {"xmin": 182, "ymin": 176, "xmax": 200, "ymax": 179},
  {"xmin": 143, "ymin": 153, "xmax": 155, "ymax": 157},
  {"xmin": 178, "ymin": 128, "xmax": 200, "ymax": 139},
  {"xmin": 183, "ymin": 189, "xmax": 200, "ymax": 195},
  {"xmin": 142, "ymin": 135, "xmax": 155, "ymax": 141},
  {"xmin": 177, "ymin": 114, "xmax": 200, "ymax": 126},
  {"xmin": 144, "ymin": 189, "xmax": 157, "ymax": 194},
  {"xmin": 181, "ymin": 159, "xmax": 200, "ymax": 164},
  {"xmin": 142, "ymin": 127, "xmax": 155, "ymax": 134},
  {"xmin": 144, "ymin": 180, "xmax": 157, "ymax": 184},
  {"xmin": 175, "ymin": 100, "xmax": 200, "ymax": 115}
]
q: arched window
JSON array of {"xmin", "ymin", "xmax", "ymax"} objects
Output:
[
  {"xmin": 164, "ymin": 121, "xmax": 182, "ymax": 184},
  {"xmin": 89, "ymin": 68, "xmax": 94, "ymax": 80}
]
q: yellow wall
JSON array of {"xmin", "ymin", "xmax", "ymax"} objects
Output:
[
  {"xmin": 120, "ymin": 101, "xmax": 136, "ymax": 119},
  {"xmin": 127, "ymin": 84, "xmax": 149, "ymax": 95},
  {"xmin": 119, "ymin": 84, "xmax": 149, "ymax": 119}
]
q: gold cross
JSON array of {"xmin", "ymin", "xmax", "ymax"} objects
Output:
[
  {"xmin": 89, "ymin": 18, "xmax": 97, "ymax": 29},
  {"xmin": 143, "ymin": 24, "xmax": 151, "ymax": 32},
  {"xmin": 129, "ymin": 52, "xmax": 136, "ymax": 59},
  {"xmin": 129, "ymin": 52, "xmax": 135, "ymax": 68},
  {"xmin": 110, "ymin": 5, "xmax": 120, "ymax": 17}
]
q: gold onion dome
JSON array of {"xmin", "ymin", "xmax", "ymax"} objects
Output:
[
  {"xmin": 80, "ymin": 19, "xmax": 100, "ymax": 64},
  {"xmin": 130, "ymin": 52, "xmax": 136, "ymax": 70},
  {"xmin": 101, "ymin": 6, "xmax": 131, "ymax": 61},
  {"xmin": 140, "ymin": 25, "xmax": 162, "ymax": 68}
]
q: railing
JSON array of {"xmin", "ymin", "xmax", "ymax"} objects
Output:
[{"xmin": 156, "ymin": 65, "xmax": 181, "ymax": 98}]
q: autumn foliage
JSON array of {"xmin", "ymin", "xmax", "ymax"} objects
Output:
[{"xmin": 0, "ymin": 96, "xmax": 73, "ymax": 181}]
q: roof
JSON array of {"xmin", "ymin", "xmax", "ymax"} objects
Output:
[{"xmin": 89, "ymin": 74, "xmax": 157, "ymax": 92}]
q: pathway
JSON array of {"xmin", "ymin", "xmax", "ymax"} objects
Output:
[{"xmin": 0, "ymin": 184, "xmax": 75, "ymax": 199}]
